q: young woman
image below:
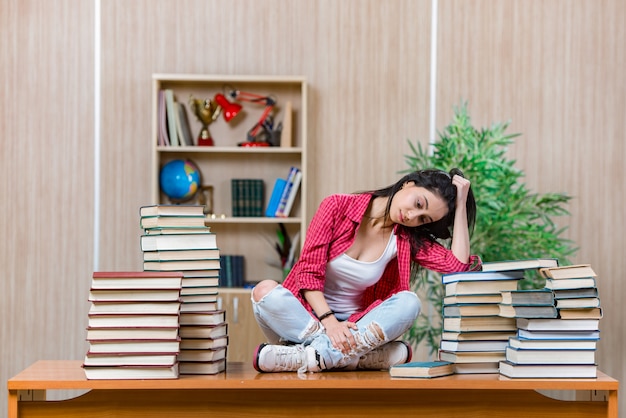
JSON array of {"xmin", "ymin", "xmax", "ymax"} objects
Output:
[{"xmin": 251, "ymin": 168, "xmax": 481, "ymax": 375}]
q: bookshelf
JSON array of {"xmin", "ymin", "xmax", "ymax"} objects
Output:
[{"xmin": 151, "ymin": 74, "xmax": 307, "ymax": 284}]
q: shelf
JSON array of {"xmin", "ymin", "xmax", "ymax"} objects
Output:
[
  {"xmin": 157, "ymin": 146, "xmax": 303, "ymax": 154},
  {"xmin": 205, "ymin": 217, "xmax": 301, "ymax": 224}
]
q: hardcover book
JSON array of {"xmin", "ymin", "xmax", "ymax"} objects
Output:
[
  {"xmin": 499, "ymin": 361, "xmax": 597, "ymax": 379},
  {"xmin": 440, "ymin": 339, "xmax": 509, "ymax": 352},
  {"xmin": 500, "ymin": 289, "xmax": 555, "ymax": 306},
  {"xmin": 445, "ymin": 279, "xmax": 519, "ymax": 296},
  {"xmin": 83, "ymin": 363, "xmax": 179, "ymax": 380},
  {"xmin": 539, "ymin": 264, "xmax": 597, "ymax": 280},
  {"xmin": 179, "ymin": 359, "xmax": 226, "ymax": 375},
  {"xmin": 91, "ymin": 271, "xmax": 183, "ymax": 290},
  {"xmin": 498, "ymin": 304, "xmax": 558, "ymax": 319},
  {"xmin": 442, "ymin": 270, "xmax": 524, "ymax": 284},
  {"xmin": 140, "ymin": 233, "xmax": 217, "ymax": 251},
  {"xmin": 481, "ymin": 258, "xmax": 559, "ymax": 272},
  {"xmin": 389, "ymin": 361, "xmax": 453, "ymax": 378}
]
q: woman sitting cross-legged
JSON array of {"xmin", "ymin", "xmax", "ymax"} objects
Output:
[{"xmin": 251, "ymin": 168, "xmax": 482, "ymax": 375}]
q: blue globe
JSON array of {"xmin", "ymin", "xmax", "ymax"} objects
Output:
[{"xmin": 159, "ymin": 159, "xmax": 201, "ymax": 202}]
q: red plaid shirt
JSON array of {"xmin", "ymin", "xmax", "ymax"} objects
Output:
[{"xmin": 283, "ymin": 193, "xmax": 482, "ymax": 322}]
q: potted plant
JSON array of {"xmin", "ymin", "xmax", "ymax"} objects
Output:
[{"xmin": 403, "ymin": 103, "xmax": 577, "ymax": 355}]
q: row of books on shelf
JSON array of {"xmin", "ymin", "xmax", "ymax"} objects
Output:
[
  {"xmin": 231, "ymin": 179, "xmax": 264, "ymax": 217},
  {"xmin": 390, "ymin": 258, "xmax": 603, "ymax": 379},
  {"xmin": 266, "ymin": 166, "xmax": 302, "ymax": 217},
  {"xmin": 218, "ymin": 254, "xmax": 245, "ymax": 287},
  {"xmin": 157, "ymin": 89, "xmax": 195, "ymax": 147}
]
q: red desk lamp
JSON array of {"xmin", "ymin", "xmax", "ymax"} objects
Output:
[{"xmin": 227, "ymin": 88, "xmax": 276, "ymax": 146}]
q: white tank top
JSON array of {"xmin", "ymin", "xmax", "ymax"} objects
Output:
[{"xmin": 324, "ymin": 233, "xmax": 398, "ymax": 315}]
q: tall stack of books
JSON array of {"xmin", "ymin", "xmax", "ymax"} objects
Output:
[
  {"xmin": 140, "ymin": 204, "xmax": 227, "ymax": 375},
  {"xmin": 83, "ymin": 271, "xmax": 184, "ymax": 379},
  {"xmin": 439, "ymin": 269, "xmax": 522, "ymax": 374},
  {"xmin": 499, "ymin": 264, "xmax": 601, "ymax": 378}
]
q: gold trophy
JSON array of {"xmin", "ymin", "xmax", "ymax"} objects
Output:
[{"xmin": 189, "ymin": 95, "xmax": 221, "ymax": 146}]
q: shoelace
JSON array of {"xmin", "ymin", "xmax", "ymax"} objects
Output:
[{"xmin": 272, "ymin": 345, "xmax": 307, "ymax": 372}]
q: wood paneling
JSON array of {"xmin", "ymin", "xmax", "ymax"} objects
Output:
[{"xmin": 0, "ymin": 0, "xmax": 95, "ymax": 415}]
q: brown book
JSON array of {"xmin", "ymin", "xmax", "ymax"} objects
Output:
[
  {"xmin": 443, "ymin": 304, "xmax": 501, "ymax": 317},
  {"xmin": 179, "ymin": 359, "xmax": 226, "ymax": 375},
  {"xmin": 445, "ymin": 279, "xmax": 519, "ymax": 296},
  {"xmin": 86, "ymin": 327, "xmax": 179, "ymax": 341},
  {"xmin": 179, "ymin": 310, "xmax": 226, "ymax": 326},
  {"xmin": 91, "ymin": 271, "xmax": 183, "ymax": 290},
  {"xmin": 558, "ymin": 307, "xmax": 603, "ymax": 319},
  {"xmin": 88, "ymin": 289, "xmax": 181, "ymax": 302},
  {"xmin": 179, "ymin": 323, "xmax": 228, "ymax": 339},
  {"xmin": 539, "ymin": 264, "xmax": 597, "ymax": 280},
  {"xmin": 178, "ymin": 346, "xmax": 227, "ymax": 362}
]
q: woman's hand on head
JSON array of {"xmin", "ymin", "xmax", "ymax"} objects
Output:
[{"xmin": 452, "ymin": 174, "xmax": 471, "ymax": 208}]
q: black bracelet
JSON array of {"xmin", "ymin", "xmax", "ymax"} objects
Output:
[{"xmin": 318, "ymin": 310, "xmax": 334, "ymax": 321}]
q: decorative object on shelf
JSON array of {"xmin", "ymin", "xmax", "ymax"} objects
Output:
[
  {"xmin": 197, "ymin": 185, "xmax": 214, "ymax": 215},
  {"xmin": 188, "ymin": 94, "xmax": 242, "ymax": 146},
  {"xmin": 226, "ymin": 87, "xmax": 280, "ymax": 146},
  {"xmin": 159, "ymin": 159, "xmax": 202, "ymax": 203}
]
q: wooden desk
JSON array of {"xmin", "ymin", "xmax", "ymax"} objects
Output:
[{"xmin": 8, "ymin": 360, "xmax": 619, "ymax": 418}]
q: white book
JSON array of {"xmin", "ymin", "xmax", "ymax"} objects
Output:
[{"xmin": 279, "ymin": 170, "xmax": 302, "ymax": 217}]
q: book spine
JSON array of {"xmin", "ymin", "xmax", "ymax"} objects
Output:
[
  {"xmin": 275, "ymin": 167, "xmax": 300, "ymax": 217},
  {"xmin": 164, "ymin": 89, "xmax": 179, "ymax": 146},
  {"xmin": 158, "ymin": 90, "xmax": 170, "ymax": 146},
  {"xmin": 280, "ymin": 170, "xmax": 302, "ymax": 217},
  {"xmin": 265, "ymin": 178, "xmax": 287, "ymax": 217},
  {"xmin": 251, "ymin": 180, "xmax": 264, "ymax": 217}
]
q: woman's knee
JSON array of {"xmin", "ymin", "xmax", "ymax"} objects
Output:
[
  {"xmin": 396, "ymin": 291, "xmax": 421, "ymax": 320},
  {"xmin": 252, "ymin": 279, "xmax": 279, "ymax": 302}
]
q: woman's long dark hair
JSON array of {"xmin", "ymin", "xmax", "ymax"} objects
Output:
[{"xmin": 369, "ymin": 168, "xmax": 476, "ymax": 256}]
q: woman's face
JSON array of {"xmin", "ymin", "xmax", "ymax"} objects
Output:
[{"xmin": 389, "ymin": 181, "xmax": 448, "ymax": 227}]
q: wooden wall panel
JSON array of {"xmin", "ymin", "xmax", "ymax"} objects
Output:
[
  {"xmin": 3, "ymin": 0, "xmax": 624, "ymax": 416},
  {"xmin": 0, "ymin": 0, "xmax": 94, "ymax": 414},
  {"xmin": 98, "ymin": 0, "xmax": 432, "ymax": 270},
  {"xmin": 437, "ymin": 0, "xmax": 626, "ymax": 413}
]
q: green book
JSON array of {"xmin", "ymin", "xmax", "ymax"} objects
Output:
[{"xmin": 389, "ymin": 361, "xmax": 453, "ymax": 378}]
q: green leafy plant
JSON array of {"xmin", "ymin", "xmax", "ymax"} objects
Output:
[{"xmin": 404, "ymin": 103, "xmax": 577, "ymax": 355}]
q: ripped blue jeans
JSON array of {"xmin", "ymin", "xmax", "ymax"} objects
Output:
[{"xmin": 251, "ymin": 285, "xmax": 421, "ymax": 369}]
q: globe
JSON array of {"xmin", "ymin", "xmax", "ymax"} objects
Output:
[{"xmin": 159, "ymin": 159, "xmax": 201, "ymax": 202}]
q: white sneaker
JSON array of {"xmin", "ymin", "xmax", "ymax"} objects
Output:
[
  {"xmin": 356, "ymin": 340, "xmax": 412, "ymax": 370},
  {"xmin": 253, "ymin": 344, "xmax": 323, "ymax": 374}
]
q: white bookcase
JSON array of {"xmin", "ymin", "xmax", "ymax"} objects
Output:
[{"xmin": 151, "ymin": 74, "xmax": 308, "ymax": 284}]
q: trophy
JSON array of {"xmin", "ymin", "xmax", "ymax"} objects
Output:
[{"xmin": 189, "ymin": 95, "xmax": 221, "ymax": 146}]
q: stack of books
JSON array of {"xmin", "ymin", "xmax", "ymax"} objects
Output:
[
  {"xmin": 83, "ymin": 271, "xmax": 184, "ymax": 379},
  {"xmin": 140, "ymin": 204, "xmax": 227, "ymax": 375},
  {"xmin": 542, "ymin": 264, "xmax": 602, "ymax": 320},
  {"xmin": 439, "ymin": 269, "xmax": 522, "ymax": 374},
  {"xmin": 499, "ymin": 264, "xmax": 601, "ymax": 378}
]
